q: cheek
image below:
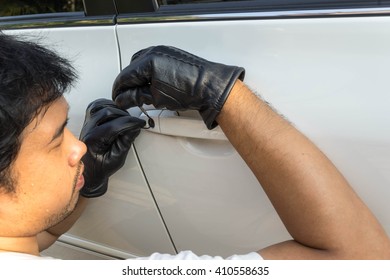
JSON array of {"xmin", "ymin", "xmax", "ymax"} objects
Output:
[
  {"xmin": 13, "ymin": 155, "xmax": 75, "ymax": 227},
  {"xmin": 18, "ymin": 152, "xmax": 74, "ymax": 198},
  {"xmin": 13, "ymin": 136, "xmax": 78, "ymax": 213}
]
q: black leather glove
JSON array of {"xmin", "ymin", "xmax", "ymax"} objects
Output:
[
  {"xmin": 79, "ymin": 99, "xmax": 146, "ymax": 198},
  {"xmin": 112, "ymin": 45, "xmax": 245, "ymax": 129}
]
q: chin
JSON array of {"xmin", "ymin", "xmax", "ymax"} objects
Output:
[{"xmin": 44, "ymin": 194, "xmax": 79, "ymax": 229}]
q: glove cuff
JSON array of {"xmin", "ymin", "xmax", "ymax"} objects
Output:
[
  {"xmin": 200, "ymin": 66, "xmax": 245, "ymax": 130},
  {"xmin": 80, "ymin": 178, "xmax": 109, "ymax": 198}
]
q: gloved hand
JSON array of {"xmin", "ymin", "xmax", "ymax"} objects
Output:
[
  {"xmin": 112, "ymin": 45, "xmax": 245, "ymax": 129},
  {"xmin": 79, "ymin": 99, "xmax": 146, "ymax": 198}
]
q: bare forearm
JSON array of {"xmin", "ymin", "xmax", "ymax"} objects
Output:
[{"xmin": 217, "ymin": 80, "xmax": 390, "ymax": 259}]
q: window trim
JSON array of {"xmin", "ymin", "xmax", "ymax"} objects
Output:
[
  {"xmin": 2, "ymin": 0, "xmax": 390, "ymax": 30},
  {"xmin": 116, "ymin": 6, "xmax": 390, "ymax": 25},
  {"xmin": 156, "ymin": 0, "xmax": 378, "ymax": 14},
  {"xmin": 114, "ymin": 0, "xmax": 390, "ymax": 24},
  {"xmin": 0, "ymin": 12, "xmax": 116, "ymax": 30}
]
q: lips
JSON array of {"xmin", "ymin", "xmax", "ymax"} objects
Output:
[
  {"xmin": 75, "ymin": 162, "xmax": 85, "ymax": 190},
  {"xmin": 75, "ymin": 173, "xmax": 85, "ymax": 190}
]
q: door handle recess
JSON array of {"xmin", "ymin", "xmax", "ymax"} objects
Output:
[{"xmin": 139, "ymin": 109, "xmax": 227, "ymax": 140}]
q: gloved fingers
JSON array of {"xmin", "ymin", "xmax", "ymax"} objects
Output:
[
  {"xmin": 105, "ymin": 115, "xmax": 146, "ymax": 141},
  {"xmin": 100, "ymin": 116, "xmax": 145, "ymax": 156},
  {"xmin": 86, "ymin": 98, "xmax": 128, "ymax": 116},
  {"xmin": 104, "ymin": 124, "xmax": 143, "ymax": 173},
  {"xmin": 81, "ymin": 108, "xmax": 133, "ymax": 142},
  {"xmin": 80, "ymin": 179, "xmax": 109, "ymax": 198},
  {"xmin": 87, "ymin": 98, "xmax": 114, "ymax": 109},
  {"xmin": 112, "ymin": 54, "xmax": 153, "ymax": 103},
  {"xmin": 86, "ymin": 115, "xmax": 145, "ymax": 145},
  {"xmin": 92, "ymin": 106, "xmax": 132, "ymax": 127},
  {"xmin": 123, "ymin": 115, "xmax": 147, "ymax": 129},
  {"xmin": 109, "ymin": 125, "xmax": 142, "ymax": 162},
  {"xmin": 118, "ymin": 127, "xmax": 141, "ymax": 148},
  {"xmin": 130, "ymin": 46, "xmax": 155, "ymax": 62},
  {"xmin": 114, "ymin": 87, "xmax": 153, "ymax": 109},
  {"xmin": 108, "ymin": 116, "xmax": 145, "ymax": 150}
]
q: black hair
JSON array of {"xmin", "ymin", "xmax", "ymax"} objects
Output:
[{"xmin": 0, "ymin": 32, "xmax": 77, "ymax": 193}]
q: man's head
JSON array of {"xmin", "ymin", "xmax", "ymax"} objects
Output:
[
  {"xmin": 0, "ymin": 32, "xmax": 77, "ymax": 192},
  {"xmin": 0, "ymin": 32, "xmax": 87, "ymax": 237}
]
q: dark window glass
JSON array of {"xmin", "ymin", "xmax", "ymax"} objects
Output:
[
  {"xmin": 157, "ymin": 0, "xmax": 378, "ymax": 6},
  {"xmin": 158, "ymin": 0, "xmax": 247, "ymax": 4},
  {"xmin": 0, "ymin": 0, "xmax": 83, "ymax": 17},
  {"xmin": 156, "ymin": 0, "xmax": 380, "ymax": 12}
]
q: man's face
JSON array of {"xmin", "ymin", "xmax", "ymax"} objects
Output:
[{"xmin": 0, "ymin": 96, "xmax": 87, "ymax": 237}]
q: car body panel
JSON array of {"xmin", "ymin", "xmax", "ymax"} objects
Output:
[
  {"xmin": 2, "ymin": 4, "xmax": 390, "ymax": 258},
  {"xmin": 117, "ymin": 16, "xmax": 390, "ymax": 256}
]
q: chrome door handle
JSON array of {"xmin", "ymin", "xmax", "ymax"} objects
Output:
[{"xmin": 139, "ymin": 109, "xmax": 227, "ymax": 140}]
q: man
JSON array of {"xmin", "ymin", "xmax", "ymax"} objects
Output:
[
  {"xmin": 0, "ymin": 33, "xmax": 388, "ymax": 259},
  {"xmin": 0, "ymin": 32, "xmax": 145, "ymax": 258}
]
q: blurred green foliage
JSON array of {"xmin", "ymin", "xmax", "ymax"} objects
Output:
[{"xmin": 0, "ymin": 0, "xmax": 83, "ymax": 16}]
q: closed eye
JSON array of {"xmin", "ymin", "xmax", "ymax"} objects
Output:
[{"xmin": 49, "ymin": 117, "xmax": 69, "ymax": 145}]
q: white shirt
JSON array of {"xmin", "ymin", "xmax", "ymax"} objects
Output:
[{"xmin": 0, "ymin": 250, "xmax": 262, "ymax": 260}]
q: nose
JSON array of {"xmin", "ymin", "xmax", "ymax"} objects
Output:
[{"xmin": 67, "ymin": 128, "xmax": 87, "ymax": 167}]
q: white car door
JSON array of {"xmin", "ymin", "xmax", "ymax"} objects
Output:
[
  {"xmin": 116, "ymin": 0, "xmax": 390, "ymax": 257},
  {"xmin": 2, "ymin": 0, "xmax": 390, "ymax": 259},
  {"xmin": 2, "ymin": 10, "xmax": 175, "ymax": 259}
]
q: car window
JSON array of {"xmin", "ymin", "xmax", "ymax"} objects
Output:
[
  {"xmin": 158, "ymin": 0, "xmax": 249, "ymax": 3},
  {"xmin": 158, "ymin": 0, "xmax": 376, "ymax": 4},
  {"xmin": 0, "ymin": 0, "xmax": 83, "ymax": 16},
  {"xmin": 156, "ymin": 0, "xmax": 381, "ymax": 10}
]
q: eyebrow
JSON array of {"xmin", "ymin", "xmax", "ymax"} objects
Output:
[
  {"xmin": 49, "ymin": 117, "xmax": 69, "ymax": 145},
  {"xmin": 49, "ymin": 105, "xmax": 70, "ymax": 145}
]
